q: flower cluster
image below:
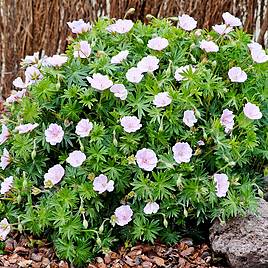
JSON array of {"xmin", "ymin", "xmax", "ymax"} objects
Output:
[{"xmin": 0, "ymin": 14, "xmax": 267, "ymax": 265}]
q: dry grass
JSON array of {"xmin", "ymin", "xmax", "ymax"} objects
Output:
[{"xmin": 0, "ymin": 0, "xmax": 267, "ymax": 98}]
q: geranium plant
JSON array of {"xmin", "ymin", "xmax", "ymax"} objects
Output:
[{"xmin": 0, "ymin": 12, "xmax": 268, "ymax": 266}]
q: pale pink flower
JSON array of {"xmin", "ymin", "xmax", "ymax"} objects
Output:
[
  {"xmin": 44, "ymin": 164, "xmax": 65, "ymax": 187},
  {"xmin": 15, "ymin": 123, "xmax": 39, "ymax": 134},
  {"xmin": 143, "ymin": 202, "xmax": 159, "ymax": 215},
  {"xmin": 111, "ymin": 50, "xmax": 129, "ymax": 64},
  {"xmin": 74, "ymin": 41, "xmax": 91, "ymax": 58},
  {"xmin": 0, "ymin": 218, "xmax": 11, "ymax": 241},
  {"xmin": 6, "ymin": 89, "xmax": 27, "ymax": 104},
  {"xmin": 120, "ymin": 116, "xmax": 142, "ymax": 133},
  {"xmin": 248, "ymin": 42, "xmax": 263, "ymax": 51},
  {"xmin": 0, "ymin": 148, "xmax": 10, "ymax": 170},
  {"xmin": 114, "ymin": 205, "xmax": 133, "ymax": 226},
  {"xmin": 212, "ymin": 24, "xmax": 233, "ymax": 35},
  {"xmin": 93, "ymin": 174, "xmax": 114, "ymax": 194},
  {"xmin": 197, "ymin": 140, "xmax": 205, "ymax": 146},
  {"xmin": 12, "ymin": 77, "xmax": 27, "ymax": 89},
  {"xmin": 75, "ymin": 119, "xmax": 93, "ymax": 137},
  {"xmin": 200, "ymin": 40, "xmax": 219, "ymax": 53},
  {"xmin": 250, "ymin": 49, "xmax": 268, "ymax": 63},
  {"xmin": 107, "ymin": 19, "xmax": 134, "ymax": 34},
  {"xmin": 178, "ymin": 14, "xmax": 197, "ymax": 31},
  {"xmin": 67, "ymin": 19, "xmax": 92, "ymax": 34},
  {"xmin": 213, "ymin": 173, "xmax": 229, "ymax": 197},
  {"xmin": 126, "ymin": 67, "xmax": 144, "ymax": 83},
  {"xmin": 110, "ymin": 84, "xmax": 128, "ymax": 100},
  {"xmin": 147, "ymin": 37, "xmax": 169, "ymax": 51},
  {"xmin": 25, "ymin": 66, "xmax": 43, "ymax": 84},
  {"xmin": 0, "ymin": 125, "xmax": 10, "ymax": 145},
  {"xmin": 46, "ymin": 55, "xmax": 68, "ymax": 67},
  {"xmin": 243, "ymin": 102, "xmax": 262, "ymax": 120},
  {"xmin": 222, "ymin": 12, "xmax": 242, "ymax": 27},
  {"xmin": 0, "ymin": 176, "xmax": 13, "ymax": 195},
  {"xmin": 137, "ymin": 55, "xmax": 159, "ymax": 73},
  {"xmin": 66, "ymin": 150, "xmax": 86, "ymax": 167},
  {"xmin": 174, "ymin": 65, "xmax": 196, "ymax": 81},
  {"xmin": 45, "ymin": 124, "xmax": 64, "ymax": 145},
  {"xmin": 220, "ymin": 109, "xmax": 235, "ymax": 133},
  {"xmin": 183, "ymin": 110, "xmax": 197, "ymax": 127},
  {"xmin": 172, "ymin": 142, "xmax": 192, "ymax": 164},
  {"xmin": 135, "ymin": 148, "xmax": 158, "ymax": 171},
  {"xmin": 153, "ymin": 92, "xmax": 172, "ymax": 108},
  {"xmin": 228, "ymin": 67, "xmax": 247, "ymax": 83},
  {"xmin": 22, "ymin": 52, "xmax": 39, "ymax": 66},
  {"xmin": 86, "ymin": 73, "xmax": 113, "ymax": 91}
]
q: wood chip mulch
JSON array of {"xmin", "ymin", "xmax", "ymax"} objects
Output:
[{"xmin": 0, "ymin": 234, "xmax": 228, "ymax": 268}]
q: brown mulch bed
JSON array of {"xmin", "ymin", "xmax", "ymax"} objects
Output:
[{"xmin": 0, "ymin": 234, "xmax": 228, "ymax": 268}]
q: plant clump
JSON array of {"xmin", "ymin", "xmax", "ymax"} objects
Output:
[{"xmin": 0, "ymin": 12, "xmax": 268, "ymax": 266}]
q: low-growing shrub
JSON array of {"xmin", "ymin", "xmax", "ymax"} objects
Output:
[{"xmin": 0, "ymin": 12, "xmax": 268, "ymax": 266}]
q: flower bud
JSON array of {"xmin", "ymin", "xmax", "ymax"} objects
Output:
[
  {"xmin": 163, "ymin": 217, "xmax": 168, "ymax": 228},
  {"xmin": 56, "ymin": 82, "xmax": 61, "ymax": 90},
  {"xmin": 96, "ymin": 237, "xmax": 102, "ymax": 246},
  {"xmin": 99, "ymin": 223, "xmax": 104, "ymax": 234},
  {"xmin": 18, "ymin": 223, "xmax": 23, "ymax": 233},
  {"xmin": 31, "ymin": 149, "xmax": 36, "ymax": 160},
  {"xmin": 83, "ymin": 219, "xmax": 88, "ymax": 229}
]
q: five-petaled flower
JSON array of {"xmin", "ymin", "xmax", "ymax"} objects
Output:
[
  {"xmin": 120, "ymin": 116, "xmax": 142, "ymax": 133},
  {"xmin": 0, "ymin": 148, "xmax": 10, "ymax": 170},
  {"xmin": 212, "ymin": 24, "xmax": 233, "ymax": 35},
  {"xmin": 0, "ymin": 125, "xmax": 9, "ymax": 145},
  {"xmin": 45, "ymin": 124, "xmax": 64, "ymax": 145},
  {"xmin": 178, "ymin": 14, "xmax": 197, "ymax": 31},
  {"xmin": 213, "ymin": 173, "xmax": 230, "ymax": 197},
  {"xmin": 153, "ymin": 92, "xmax": 172, "ymax": 108},
  {"xmin": 73, "ymin": 41, "xmax": 91, "ymax": 58},
  {"xmin": 93, "ymin": 174, "xmax": 114, "ymax": 194},
  {"xmin": 137, "ymin": 55, "xmax": 159, "ymax": 73},
  {"xmin": 200, "ymin": 40, "xmax": 219, "ymax": 53},
  {"xmin": 110, "ymin": 84, "xmax": 128, "ymax": 100},
  {"xmin": 222, "ymin": 12, "xmax": 242, "ymax": 27},
  {"xmin": 114, "ymin": 205, "xmax": 133, "ymax": 226},
  {"xmin": 75, "ymin": 119, "xmax": 93, "ymax": 137},
  {"xmin": 183, "ymin": 110, "xmax": 197, "ymax": 128},
  {"xmin": 172, "ymin": 142, "xmax": 192, "ymax": 164},
  {"xmin": 243, "ymin": 102, "xmax": 262, "ymax": 120},
  {"xmin": 0, "ymin": 176, "xmax": 13, "ymax": 195},
  {"xmin": 66, "ymin": 150, "xmax": 86, "ymax": 167},
  {"xmin": 46, "ymin": 55, "xmax": 68, "ymax": 67},
  {"xmin": 228, "ymin": 67, "xmax": 247, "ymax": 82},
  {"xmin": 126, "ymin": 67, "xmax": 144, "ymax": 83},
  {"xmin": 135, "ymin": 148, "xmax": 158, "ymax": 171},
  {"xmin": 15, "ymin": 123, "xmax": 39, "ymax": 134},
  {"xmin": 111, "ymin": 50, "xmax": 129, "ymax": 64},
  {"xmin": 86, "ymin": 73, "xmax": 113, "ymax": 91},
  {"xmin": 220, "ymin": 109, "xmax": 235, "ymax": 133},
  {"xmin": 44, "ymin": 164, "xmax": 65, "ymax": 188},
  {"xmin": 0, "ymin": 218, "xmax": 11, "ymax": 241},
  {"xmin": 144, "ymin": 202, "xmax": 160, "ymax": 215},
  {"xmin": 67, "ymin": 19, "xmax": 92, "ymax": 34},
  {"xmin": 107, "ymin": 19, "xmax": 134, "ymax": 34},
  {"xmin": 147, "ymin": 37, "xmax": 169, "ymax": 51}
]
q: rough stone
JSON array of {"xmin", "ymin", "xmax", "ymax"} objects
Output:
[{"xmin": 210, "ymin": 198, "xmax": 268, "ymax": 268}]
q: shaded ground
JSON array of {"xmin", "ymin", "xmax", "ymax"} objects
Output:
[{"xmin": 0, "ymin": 233, "xmax": 228, "ymax": 268}]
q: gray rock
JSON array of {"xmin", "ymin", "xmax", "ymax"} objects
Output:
[{"xmin": 210, "ymin": 198, "xmax": 268, "ymax": 268}]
